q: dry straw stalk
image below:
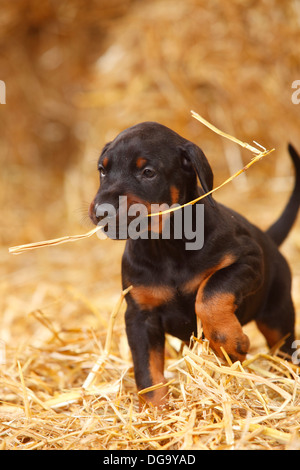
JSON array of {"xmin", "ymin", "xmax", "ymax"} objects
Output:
[{"xmin": 9, "ymin": 226, "xmax": 101, "ymax": 255}]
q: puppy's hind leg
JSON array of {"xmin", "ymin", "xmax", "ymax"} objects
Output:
[{"xmin": 256, "ymin": 267, "xmax": 296, "ymax": 356}]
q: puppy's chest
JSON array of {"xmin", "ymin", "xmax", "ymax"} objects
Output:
[{"xmin": 127, "ymin": 257, "xmax": 203, "ymax": 310}]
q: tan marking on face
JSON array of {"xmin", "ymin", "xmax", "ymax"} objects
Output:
[
  {"xmin": 136, "ymin": 157, "xmax": 147, "ymax": 169},
  {"xmin": 88, "ymin": 199, "xmax": 95, "ymax": 218},
  {"xmin": 149, "ymin": 203, "xmax": 171, "ymax": 235},
  {"xmin": 102, "ymin": 156, "xmax": 109, "ymax": 168},
  {"xmin": 126, "ymin": 194, "xmax": 151, "ymax": 211},
  {"xmin": 170, "ymin": 185, "xmax": 180, "ymax": 205}
]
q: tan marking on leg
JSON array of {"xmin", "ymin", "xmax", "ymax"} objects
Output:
[
  {"xmin": 195, "ymin": 254, "xmax": 249, "ymax": 362},
  {"xmin": 196, "ymin": 291, "xmax": 249, "ymax": 361},
  {"xmin": 256, "ymin": 321, "xmax": 283, "ymax": 348},
  {"xmin": 143, "ymin": 349, "xmax": 168, "ymax": 407}
]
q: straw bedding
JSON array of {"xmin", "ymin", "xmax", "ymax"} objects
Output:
[
  {"xmin": 1, "ymin": 284, "xmax": 300, "ymax": 449},
  {"xmin": 1, "ymin": 0, "xmax": 300, "ymax": 450}
]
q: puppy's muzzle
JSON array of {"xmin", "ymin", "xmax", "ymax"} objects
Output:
[{"xmin": 89, "ymin": 195, "xmax": 149, "ymax": 240}]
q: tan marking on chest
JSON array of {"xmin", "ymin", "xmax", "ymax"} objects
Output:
[
  {"xmin": 182, "ymin": 254, "xmax": 236, "ymax": 295},
  {"xmin": 181, "ymin": 273, "xmax": 206, "ymax": 295},
  {"xmin": 131, "ymin": 285, "xmax": 175, "ymax": 310}
]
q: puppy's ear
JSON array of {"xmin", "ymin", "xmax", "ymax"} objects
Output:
[{"xmin": 180, "ymin": 142, "xmax": 215, "ymax": 206}]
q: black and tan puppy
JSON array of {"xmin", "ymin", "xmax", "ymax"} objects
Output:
[{"xmin": 89, "ymin": 122, "xmax": 300, "ymax": 407}]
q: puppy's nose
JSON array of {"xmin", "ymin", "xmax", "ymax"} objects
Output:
[{"xmin": 89, "ymin": 200, "xmax": 101, "ymax": 225}]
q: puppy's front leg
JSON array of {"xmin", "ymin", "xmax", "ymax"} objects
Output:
[
  {"xmin": 125, "ymin": 305, "xmax": 168, "ymax": 408},
  {"xmin": 195, "ymin": 248, "xmax": 263, "ymax": 362}
]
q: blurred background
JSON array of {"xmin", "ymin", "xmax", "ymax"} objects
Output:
[{"xmin": 1, "ymin": 0, "xmax": 300, "ymax": 350}]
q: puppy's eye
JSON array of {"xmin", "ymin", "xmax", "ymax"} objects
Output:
[
  {"xmin": 142, "ymin": 167, "xmax": 156, "ymax": 179},
  {"xmin": 98, "ymin": 165, "xmax": 107, "ymax": 177}
]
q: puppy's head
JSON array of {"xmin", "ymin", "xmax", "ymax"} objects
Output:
[{"xmin": 89, "ymin": 122, "xmax": 214, "ymax": 238}]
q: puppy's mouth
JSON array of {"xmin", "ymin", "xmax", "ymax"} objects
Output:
[
  {"xmin": 89, "ymin": 195, "xmax": 151, "ymax": 240},
  {"xmin": 89, "ymin": 194, "xmax": 172, "ymax": 240}
]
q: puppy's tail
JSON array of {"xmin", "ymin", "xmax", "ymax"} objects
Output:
[{"xmin": 266, "ymin": 143, "xmax": 300, "ymax": 247}]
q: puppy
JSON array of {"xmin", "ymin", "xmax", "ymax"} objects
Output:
[{"xmin": 89, "ymin": 122, "xmax": 300, "ymax": 407}]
